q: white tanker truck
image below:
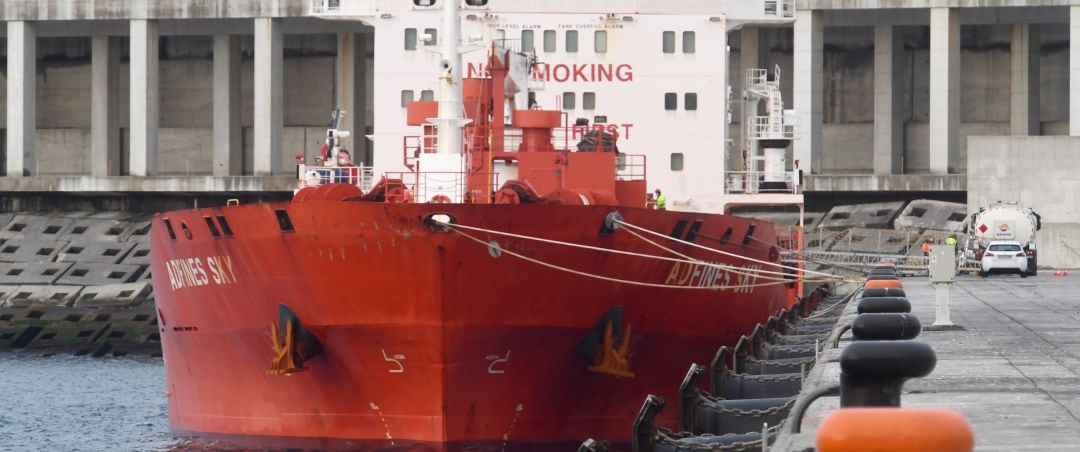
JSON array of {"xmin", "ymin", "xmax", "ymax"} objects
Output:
[{"xmin": 966, "ymin": 202, "xmax": 1042, "ymax": 276}]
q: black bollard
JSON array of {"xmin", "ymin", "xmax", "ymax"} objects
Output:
[
  {"xmin": 857, "ymin": 296, "xmax": 911, "ymax": 314},
  {"xmin": 852, "ymin": 313, "xmax": 922, "ymax": 340},
  {"xmin": 861, "ymin": 287, "xmax": 906, "ymax": 298},
  {"xmin": 839, "ymin": 340, "xmax": 936, "ymax": 407}
]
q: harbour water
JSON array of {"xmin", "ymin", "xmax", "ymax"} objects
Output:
[{"xmin": 0, "ymin": 353, "xmax": 178, "ymax": 452}]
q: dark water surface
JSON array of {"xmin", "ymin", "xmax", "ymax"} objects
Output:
[{"xmin": 0, "ymin": 353, "xmax": 179, "ymax": 451}]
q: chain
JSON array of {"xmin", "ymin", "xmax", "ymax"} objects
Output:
[
  {"xmin": 654, "ymin": 422, "xmax": 785, "ymax": 451},
  {"xmin": 725, "ymin": 371, "xmax": 804, "ymax": 382},
  {"xmin": 743, "ymin": 354, "xmax": 814, "ymax": 368},
  {"xmin": 696, "ymin": 395, "xmax": 797, "ymax": 418}
]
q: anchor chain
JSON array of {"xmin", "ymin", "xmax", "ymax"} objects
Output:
[
  {"xmin": 696, "ymin": 396, "xmax": 797, "ymax": 418},
  {"xmin": 654, "ymin": 422, "xmax": 785, "ymax": 451}
]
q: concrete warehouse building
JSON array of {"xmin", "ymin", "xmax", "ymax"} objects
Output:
[{"xmin": 0, "ymin": 0, "xmax": 1078, "ymax": 265}]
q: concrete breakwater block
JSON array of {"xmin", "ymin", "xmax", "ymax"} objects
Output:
[
  {"xmin": 73, "ymin": 282, "xmax": 152, "ymax": 308},
  {"xmin": 0, "ymin": 240, "xmax": 68, "ymax": 263},
  {"xmin": 61, "ymin": 218, "xmax": 135, "ymax": 243},
  {"xmin": 893, "ymin": 199, "xmax": 967, "ymax": 232},
  {"xmin": 0, "ymin": 262, "xmax": 73, "ymax": 285},
  {"xmin": 57, "ymin": 241, "xmax": 136, "ymax": 265},
  {"xmin": 56, "ymin": 263, "xmax": 142, "ymax": 286},
  {"xmin": 121, "ymin": 243, "xmax": 152, "ymax": 266},
  {"xmin": 735, "ymin": 212, "xmax": 826, "ymax": 231},
  {"xmin": 3, "ymin": 285, "xmax": 84, "ymax": 308},
  {"xmin": 0, "ymin": 215, "xmax": 75, "ymax": 241},
  {"xmin": 818, "ymin": 201, "xmax": 906, "ymax": 230},
  {"xmin": 829, "ymin": 228, "xmax": 916, "ymax": 255}
]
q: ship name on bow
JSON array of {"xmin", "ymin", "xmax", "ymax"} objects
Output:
[
  {"xmin": 165, "ymin": 255, "xmax": 238, "ymax": 291},
  {"xmin": 664, "ymin": 262, "xmax": 762, "ymax": 294}
]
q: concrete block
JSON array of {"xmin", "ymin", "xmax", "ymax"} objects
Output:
[
  {"xmin": 61, "ymin": 218, "xmax": 134, "ymax": 243},
  {"xmin": 121, "ymin": 243, "xmax": 151, "ymax": 266},
  {"xmin": 893, "ymin": 199, "xmax": 968, "ymax": 232},
  {"xmin": 0, "ymin": 240, "xmax": 67, "ymax": 263},
  {"xmin": 0, "ymin": 214, "xmax": 15, "ymax": 232},
  {"xmin": 56, "ymin": 263, "xmax": 142, "ymax": 285},
  {"xmin": 829, "ymin": 228, "xmax": 917, "ymax": 255},
  {"xmin": 0, "ymin": 261, "xmax": 72, "ymax": 285},
  {"xmin": 817, "ymin": 201, "xmax": 906, "ymax": 230},
  {"xmin": 0, "ymin": 215, "xmax": 75, "ymax": 240},
  {"xmin": 57, "ymin": 241, "xmax": 135, "ymax": 264},
  {"xmin": 0, "ymin": 284, "xmax": 20, "ymax": 306},
  {"xmin": 74, "ymin": 282, "xmax": 152, "ymax": 308},
  {"xmin": 804, "ymin": 230, "xmax": 845, "ymax": 251},
  {"xmin": 124, "ymin": 220, "xmax": 153, "ymax": 242},
  {"xmin": 736, "ymin": 211, "xmax": 826, "ymax": 231},
  {"xmin": 4, "ymin": 285, "xmax": 84, "ymax": 308}
]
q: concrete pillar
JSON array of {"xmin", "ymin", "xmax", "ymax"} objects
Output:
[
  {"xmin": 793, "ymin": 10, "xmax": 822, "ymax": 174},
  {"xmin": 213, "ymin": 34, "xmax": 242, "ymax": 176},
  {"xmin": 130, "ymin": 20, "xmax": 160, "ymax": 176},
  {"xmin": 6, "ymin": 21, "xmax": 36, "ymax": 177},
  {"xmin": 336, "ymin": 32, "xmax": 371, "ymax": 166},
  {"xmin": 91, "ymin": 36, "xmax": 121, "ymax": 177},
  {"xmin": 1011, "ymin": 24, "xmax": 1040, "ymax": 136},
  {"xmin": 929, "ymin": 8, "xmax": 959, "ymax": 175},
  {"xmin": 1072, "ymin": 7, "xmax": 1080, "ymax": 135},
  {"xmin": 874, "ymin": 25, "xmax": 904, "ymax": 175},
  {"xmin": 254, "ymin": 18, "xmax": 284, "ymax": 176}
]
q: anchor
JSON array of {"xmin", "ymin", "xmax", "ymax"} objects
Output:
[
  {"xmin": 267, "ymin": 304, "xmax": 324, "ymax": 376},
  {"xmin": 578, "ymin": 306, "xmax": 635, "ymax": 378}
]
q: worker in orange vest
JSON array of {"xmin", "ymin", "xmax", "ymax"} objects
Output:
[{"xmin": 921, "ymin": 240, "xmax": 932, "ymax": 256}]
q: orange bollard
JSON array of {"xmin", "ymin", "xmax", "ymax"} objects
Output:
[
  {"xmin": 865, "ymin": 279, "xmax": 903, "ymax": 289},
  {"xmin": 817, "ymin": 408, "xmax": 974, "ymax": 452}
]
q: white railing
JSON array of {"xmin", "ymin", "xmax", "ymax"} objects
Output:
[
  {"xmin": 745, "ymin": 68, "xmax": 769, "ymax": 92},
  {"xmin": 724, "ymin": 170, "xmax": 800, "ymax": 195},
  {"xmin": 748, "ymin": 116, "xmax": 796, "ymax": 141},
  {"xmin": 763, "ymin": 0, "xmax": 796, "ymax": 18},
  {"xmin": 298, "ymin": 164, "xmax": 376, "ymax": 192},
  {"xmin": 308, "ymin": 0, "xmax": 376, "ymax": 16},
  {"xmin": 310, "ymin": 0, "xmax": 342, "ymax": 14}
]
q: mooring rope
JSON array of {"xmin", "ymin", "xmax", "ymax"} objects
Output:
[{"xmin": 442, "ymin": 223, "xmax": 844, "ymax": 290}]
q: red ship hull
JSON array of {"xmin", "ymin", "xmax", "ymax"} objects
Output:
[{"xmin": 151, "ymin": 202, "xmax": 791, "ymax": 449}]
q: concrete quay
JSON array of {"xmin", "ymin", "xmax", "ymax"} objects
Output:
[{"xmin": 776, "ymin": 276, "xmax": 1080, "ymax": 451}]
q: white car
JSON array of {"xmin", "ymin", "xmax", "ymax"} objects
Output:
[{"xmin": 980, "ymin": 240, "xmax": 1029, "ymax": 278}]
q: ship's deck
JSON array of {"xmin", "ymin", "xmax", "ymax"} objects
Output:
[{"xmin": 776, "ymin": 275, "xmax": 1080, "ymax": 450}]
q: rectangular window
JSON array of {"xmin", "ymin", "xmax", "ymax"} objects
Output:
[
  {"xmin": 562, "ymin": 92, "xmax": 576, "ymax": 110},
  {"xmin": 685, "ymin": 93, "xmax": 698, "ymax": 111},
  {"xmin": 664, "ymin": 93, "xmax": 677, "ymax": 111},
  {"xmin": 204, "ymin": 216, "xmax": 221, "ymax": 238},
  {"xmin": 163, "ymin": 219, "xmax": 177, "ymax": 241},
  {"xmin": 404, "ymin": 28, "xmax": 417, "ymax": 50},
  {"xmin": 565, "ymin": 30, "xmax": 578, "ymax": 52},
  {"xmin": 420, "ymin": 89, "xmax": 434, "ymax": 101},
  {"xmin": 662, "ymin": 31, "xmax": 675, "ymax": 53},
  {"xmin": 496, "ymin": 29, "xmax": 506, "ymax": 41},
  {"xmin": 521, "ymin": 30, "xmax": 535, "ymax": 52},
  {"xmin": 682, "ymin": 31, "xmax": 696, "ymax": 54},
  {"xmin": 423, "ymin": 28, "xmax": 438, "ymax": 46},
  {"xmin": 216, "ymin": 215, "xmax": 234, "ymax": 237},
  {"xmin": 275, "ymin": 209, "xmax": 295, "ymax": 233},
  {"xmin": 543, "ymin": 30, "xmax": 556, "ymax": 52},
  {"xmin": 400, "ymin": 90, "xmax": 415, "ymax": 108},
  {"xmin": 594, "ymin": 31, "xmax": 607, "ymax": 53},
  {"xmin": 583, "ymin": 92, "xmax": 596, "ymax": 110},
  {"xmin": 670, "ymin": 153, "xmax": 684, "ymax": 171}
]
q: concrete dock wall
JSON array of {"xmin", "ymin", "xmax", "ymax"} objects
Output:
[{"xmin": 967, "ymin": 135, "xmax": 1080, "ymax": 268}]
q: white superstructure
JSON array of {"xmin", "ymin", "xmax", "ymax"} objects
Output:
[{"xmin": 312, "ymin": 0, "xmax": 797, "ymax": 213}]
